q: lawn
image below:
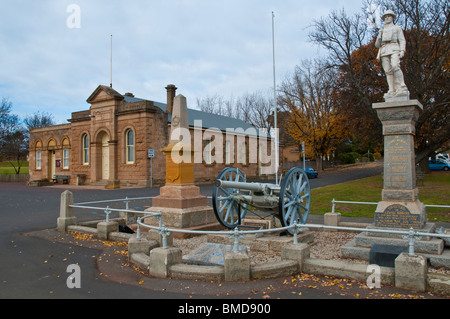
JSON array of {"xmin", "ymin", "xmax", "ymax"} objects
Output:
[
  {"xmin": 310, "ymin": 171, "xmax": 450, "ymax": 223},
  {"xmin": 0, "ymin": 161, "xmax": 29, "ymax": 174}
]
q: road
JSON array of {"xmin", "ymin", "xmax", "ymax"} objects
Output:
[{"xmin": 0, "ymin": 161, "xmax": 446, "ymax": 302}]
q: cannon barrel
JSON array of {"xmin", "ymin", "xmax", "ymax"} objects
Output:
[{"xmin": 215, "ymin": 179, "xmax": 268, "ymax": 192}]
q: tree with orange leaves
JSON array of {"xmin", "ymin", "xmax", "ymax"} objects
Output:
[
  {"xmin": 278, "ymin": 60, "xmax": 347, "ymax": 170},
  {"xmin": 309, "ymin": 0, "xmax": 449, "ymax": 169}
]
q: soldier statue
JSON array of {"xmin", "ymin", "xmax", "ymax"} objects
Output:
[{"xmin": 375, "ymin": 10, "xmax": 409, "ymax": 99}]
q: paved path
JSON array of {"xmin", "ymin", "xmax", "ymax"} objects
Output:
[{"xmin": 0, "ymin": 161, "xmax": 447, "ymax": 301}]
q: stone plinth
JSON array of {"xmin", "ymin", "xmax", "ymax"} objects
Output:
[
  {"xmin": 152, "ymin": 184, "xmax": 207, "ymax": 209},
  {"xmin": 57, "ymin": 190, "xmax": 77, "ymax": 232},
  {"xmin": 395, "ymin": 253, "xmax": 428, "ymax": 292},
  {"xmin": 149, "ymin": 247, "xmax": 182, "ymax": 278},
  {"xmin": 146, "ymin": 149, "xmax": 217, "ymax": 234},
  {"xmin": 372, "ymin": 99, "xmax": 427, "ymax": 229},
  {"xmin": 145, "ymin": 205, "xmax": 216, "ymax": 233},
  {"xmin": 97, "ymin": 221, "xmax": 118, "ymax": 240},
  {"xmin": 224, "ymin": 249, "xmax": 250, "ymax": 281}
]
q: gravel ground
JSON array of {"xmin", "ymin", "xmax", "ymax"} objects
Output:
[
  {"xmin": 173, "ymin": 231, "xmax": 359, "ymax": 266},
  {"xmin": 174, "ymin": 231, "xmax": 450, "ymax": 275}
]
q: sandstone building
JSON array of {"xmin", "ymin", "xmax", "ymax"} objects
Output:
[{"xmin": 28, "ymin": 84, "xmax": 277, "ymax": 188}]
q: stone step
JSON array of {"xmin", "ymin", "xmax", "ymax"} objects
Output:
[
  {"xmin": 341, "ymin": 239, "xmax": 450, "ymax": 269},
  {"xmin": 354, "ymin": 232, "xmax": 444, "ymax": 255}
]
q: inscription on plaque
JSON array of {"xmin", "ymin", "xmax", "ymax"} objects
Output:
[
  {"xmin": 384, "ymin": 135, "xmax": 413, "ymax": 189},
  {"xmin": 375, "ymin": 204, "xmax": 421, "ymax": 229}
]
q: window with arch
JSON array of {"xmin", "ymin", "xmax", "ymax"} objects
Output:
[
  {"xmin": 82, "ymin": 134, "xmax": 89, "ymax": 165},
  {"xmin": 62, "ymin": 137, "xmax": 70, "ymax": 169},
  {"xmin": 35, "ymin": 141, "xmax": 42, "ymax": 169},
  {"xmin": 126, "ymin": 129, "xmax": 134, "ymax": 164}
]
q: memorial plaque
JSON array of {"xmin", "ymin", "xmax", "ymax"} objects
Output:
[
  {"xmin": 375, "ymin": 204, "xmax": 421, "ymax": 229},
  {"xmin": 384, "ymin": 135, "xmax": 414, "ymax": 189}
]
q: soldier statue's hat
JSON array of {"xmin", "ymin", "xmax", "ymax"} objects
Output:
[{"xmin": 382, "ymin": 10, "xmax": 396, "ymax": 20}]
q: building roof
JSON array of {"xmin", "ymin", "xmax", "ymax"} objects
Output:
[{"xmin": 123, "ymin": 95, "xmax": 265, "ymax": 136}]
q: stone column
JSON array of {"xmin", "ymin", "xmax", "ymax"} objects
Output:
[{"xmin": 372, "ymin": 99, "xmax": 427, "ymax": 229}]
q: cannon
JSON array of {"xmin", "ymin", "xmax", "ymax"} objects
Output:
[{"xmin": 212, "ymin": 167, "xmax": 311, "ymax": 235}]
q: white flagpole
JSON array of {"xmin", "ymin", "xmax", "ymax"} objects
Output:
[
  {"xmin": 110, "ymin": 34, "xmax": 113, "ymax": 88},
  {"xmin": 272, "ymin": 11, "xmax": 279, "ymax": 184}
]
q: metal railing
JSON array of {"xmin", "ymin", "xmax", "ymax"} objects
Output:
[
  {"xmin": 331, "ymin": 199, "xmax": 450, "ymax": 214},
  {"xmin": 135, "ymin": 216, "xmax": 450, "ymax": 257},
  {"xmin": 70, "ymin": 196, "xmax": 157, "ymax": 222},
  {"xmin": 68, "ymin": 196, "xmax": 450, "ymax": 258}
]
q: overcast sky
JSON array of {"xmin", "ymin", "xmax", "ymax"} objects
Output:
[{"xmin": 0, "ymin": 0, "xmax": 365, "ymax": 124}]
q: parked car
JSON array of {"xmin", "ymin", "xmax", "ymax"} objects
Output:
[
  {"xmin": 304, "ymin": 167, "xmax": 318, "ymax": 178},
  {"xmin": 429, "ymin": 159, "xmax": 450, "ymax": 171},
  {"xmin": 436, "ymin": 153, "xmax": 449, "ymax": 162}
]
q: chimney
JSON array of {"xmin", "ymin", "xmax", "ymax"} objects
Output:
[{"xmin": 165, "ymin": 84, "xmax": 177, "ymax": 113}]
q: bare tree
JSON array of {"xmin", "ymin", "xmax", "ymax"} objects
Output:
[
  {"xmin": 0, "ymin": 99, "xmax": 28, "ymax": 174},
  {"xmin": 196, "ymin": 91, "xmax": 275, "ymax": 132},
  {"xmin": 23, "ymin": 111, "xmax": 56, "ymax": 130},
  {"xmin": 309, "ymin": 0, "xmax": 450, "ymax": 168}
]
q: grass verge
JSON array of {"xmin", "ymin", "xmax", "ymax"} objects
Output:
[
  {"xmin": 0, "ymin": 161, "xmax": 29, "ymax": 174},
  {"xmin": 310, "ymin": 171, "xmax": 450, "ymax": 223}
]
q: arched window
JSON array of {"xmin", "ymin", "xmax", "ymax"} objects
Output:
[
  {"xmin": 126, "ymin": 129, "xmax": 134, "ymax": 163},
  {"xmin": 62, "ymin": 138, "xmax": 70, "ymax": 169},
  {"xmin": 82, "ymin": 134, "xmax": 89, "ymax": 165},
  {"xmin": 35, "ymin": 141, "xmax": 42, "ymax": 169}
]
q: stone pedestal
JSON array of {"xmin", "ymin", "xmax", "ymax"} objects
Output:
[
  {"xmin": 395, "ymin": 253, "xmax": 428, "ymax": 292},
  {"xmin": 372, "ymin": 99, "xmax": 427, "ymax": 229},
  {"xmin": 149, "ymin": 247, "xmax": 182, "ymax": 278},
  {"xmin": 128, "ymin": 235, "xmax": 158, "ymax": 257},
  {"xmin": 97, "ymin": 221, "xmax": 118, "ymax": 240},
  {"xmin": 145, "ymin": 143, "xmax": 218, "ymax": 237},
  {"xmin": 224, "ymin": 249, "xmax": 250, "ymax": 281},
  {"xmin": 341, "ymin": 99, "xmax": 449, "ymax": 269},
  {"xmin": 281, "ymin": 243, "xmax": 310, "ymax": 272},
  {"xmin": 57, "ymin": 190, "xmax": 77, "ymax": 232}
]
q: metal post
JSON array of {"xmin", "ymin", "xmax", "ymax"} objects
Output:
[
  {"xmin": 124, "ymin": 197, "xmax": 130, "ymax": 210},
  {"xmin": 331, "ymin": 199, "xmax": 336, "ymax": 214},
  {"xmin": 292, "ymin": 224, "xmax": 300, "ymax": 245},
  {"xmin": 272, "ymin": 11, "xmax": 279, "ymax": 185},
  {"xmin": 105, "ymin": 206, "xmax": 111, "ymax": 222},
  {"xmin": 136, "ymin": 217, "xmax": 141, "ymax": 239},
  {"xmin": 110, "ymin": 35, "xmax": 113, "ymax": 88},
  {"xmin": 302, "ymin": 141, "xmax": 305, "ymax": 171},
  {"xmin": 230, "ymin": 227, "xmax": 244, "ymax": 253},
  {"xmin": 158, "ymin": 225, "xmax": 170, "ymax": 249},
  {"xmin": 403, "ymin": 228, "xmax": 421, "ymax": 256}
]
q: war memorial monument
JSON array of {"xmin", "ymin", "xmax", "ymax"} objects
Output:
[{"xmin": 341, "ymin": 11, "xmax": 449, "ymax": 291}]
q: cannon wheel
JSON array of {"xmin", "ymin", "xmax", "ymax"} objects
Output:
[
  {"xmin": 278, "ymin": 167, "xmax": 311, "ymax": 234},
  {"xmin": 212, "ymin": 167, "xmax": 248, "ymax": 229}
]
